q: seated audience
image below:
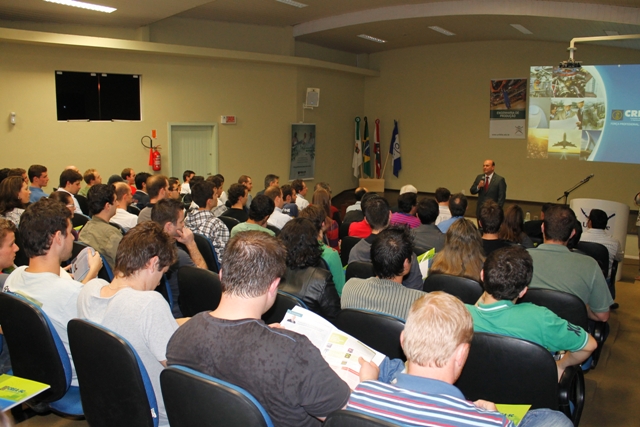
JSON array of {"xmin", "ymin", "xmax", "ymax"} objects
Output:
[
  {"xmin": 315, "ymin": 182, "xmax": 340, "ymax": 224},
  {"xmin": 281, "ymin": 184, "xmax": 299, "ymax": 218},
  {"xmin": 528, "ymin": 205, "xmax": 612, "ymax": 322},
  {"xmin": 77, "ymin": 222, "xmax": 185, "ymax": 427},
  {"xmin": 412, "ymin": 198, "xmax": 445, "ymax": 252},
  {"xmin": 3, "ymin": 198, "xmax": 102, "ymax": 386},
  {"xmin": 121, "ymin": 168, "xmax": 136, "ymax": 195},
  {"xmin": 523, "ymin": 202, "xmax": 554, "ymax": 241},
  {"xmin": 131, "ymin": 172, "xmax": 151, "ymax": 210},
  {"xmin": 79, "ymin": 184, "xmax": 122, "ymax": 270},
  {"xmin": 166, "ymin": 231, "xmax": 354, "ymax": 427},
  {"xmin": 434, "ymin": 186, "xmax": 452, "ymax": 225},
  {"xmin": 312, "ymin": 188, "xmax": 338, "ymax": 249},
  {"xmin": 28, "ymin": 164, "xmax": 49, "ymax": 203},
  {"xmin": 299, "ymin": 205, "xmax": 345, "ymax": 296},
  {"xmin": 58, "ymin": 169, "xmax": 84, "ymax": 215},
  {"xmin": 349, "ymin": 196, "xmax": 423, "ymax": 290},
  {"xmin": 580, "ymin": 208, "xmax": 623, "ymax": 279},
  {"xmin": 220, "ymin": 183, "xmax": 249, "ymax": 222},
  {"xmin": 184, "ymin": 181, "xmax": 229, "ymax": 263},
  {"xmin": 49, "ymin": 191, "xmax": 79, "ymax": 240},
  {"xmin": 265, "ymin": 186, "xmax": 292, "ymax": 230},
  {"xmin": 499, "ymin": 204, "xmax": 535, "ymax": 248},
  {"xmin": 0, "ymin": 176, "xmax": 30, "ymax": 227},
  {"xmin": 342, "ymin": 227, "xmax": 425, "ymax": 320},
  {"xmin": 347, "ymin": 192, "xmax": 379, "ymax": 238},
  {"xmin": 292, "ymin": 178, "xmax": 309, "ymax": 210},
  {"xmin": 152, "ymin": 199, "xmax": 207, "ymax": 318},
  {"xmin": 205, "ymin": 175, "xmax": 226, "ymax": 217},
  {"xmin": 138, "ymin": 175, "xmax": 169, "ymax": 224},
  {"xmin": 257, "ymin": 174, "xmax": 279, "ymax": 197},
  {"xmin": 214, "ymin": 174, "xmax": 227, "ymax": 204},
  {"xmin": 467, "ymin": 246, "xmax": 596, "ymax": 380},
  {"xmin": 78, "ymin": 169, "xmax": 102, "ymax": 198},
  {"xmin": 167, "ymin": 177, "xmax": 181, "ymax": 201},
  {"xmin": 230, "ymin": 195, "xmax": 275, "ymax": 238},
  {"xmin": 278, "ymin": 218, "xmax": 341, "ymax": 320},
  {"xmin": 347, "ymin": 292, "xmax": 573, "ymax": 427},
  {"xmin": 180, "ymin": 170, "xmax": 195, "ymax": 195},
  {"xmin": 390, "ymin": 192, "xmax": 420, "ymax": 229},
  {"xmin": 111, "ymin": 182, "xmax": 138, "ymax": 232},
  {"xmin": 0, "ymin": 219, "xmax": 18, "ymax": 286},
  {"xmin": 346, "ymin": 187, "xmax": 367, "ymax": 213},
  {"xmin": 238, "ymin": 175, "xmax": 253, "ymax": 209},
  {"xmin": 478, "ymin": 200, "xmax": 511, "ymax": 256},
  {"xmin": 430, "ymin": 218, "xmax": 485, "ymax": 282},
  {"xmin": 437, "ymin": 193, "xmax": 468, "ymax": 233}
]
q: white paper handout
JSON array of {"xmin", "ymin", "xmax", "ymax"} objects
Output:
[{"xmin": 280, "ymin": 306, "xmax": 386, "ymax": 390}]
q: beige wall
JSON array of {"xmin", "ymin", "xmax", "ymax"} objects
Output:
[
  {"xmin": 0, "ymin": 40, "xmax": 365, "ymax": 194},
  {"xmin": 366, "ymin": 40, "xmax": 640, "ymax": 210}
]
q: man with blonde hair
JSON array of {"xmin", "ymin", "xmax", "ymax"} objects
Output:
[
  {"xmin": 346, "ymin": 292, "xmax": 572, "ymax": 427},
  {"xmin": 111, "ymin": 182, "xmax": 138, "ymax": 232}
]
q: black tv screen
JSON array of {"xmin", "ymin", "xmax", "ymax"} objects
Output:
[{"xmin": 55, "ymin": 71, "xmax": 141, "ymax": 121}]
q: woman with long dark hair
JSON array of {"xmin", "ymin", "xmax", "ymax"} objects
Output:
[{"xmin": 0, "ymin": 176, "xmax": 30, "ymax": 227}]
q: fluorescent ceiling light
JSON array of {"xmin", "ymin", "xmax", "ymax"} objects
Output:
[
  {"xmin": 358, "ymin": 34, "xmax": 387, "ymax": 44},
  {"xmin": 605, "ymin": 30, "xmax": 619, "ymax": 36},
  {"xmin": 44, "ymin": 0, "xmax": 116, "ymax": 13},
  {"xmin": 428, "ymin": 26, "xmax": 455, "ymax": 36},
  {"xmin": 511, "ymin": 24, "xmax": 533, "ymax": 35},
  {"xmin": 275, "ymin": 0, "xmax": 308, "ymax": 8}
]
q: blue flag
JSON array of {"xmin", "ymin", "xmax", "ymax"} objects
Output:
[{"xmin": 389, "ymin": 120, "xmax": 401, "ymax": 177}]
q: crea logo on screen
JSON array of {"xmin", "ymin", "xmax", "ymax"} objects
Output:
[{"xmin": 611, "ymin": 109, "xmax": 640, "ymax": 120}]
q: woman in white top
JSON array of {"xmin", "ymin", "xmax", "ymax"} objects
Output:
[{"xmin": 0, "ymin": 176, "xmax": 30, "ymax": 227}]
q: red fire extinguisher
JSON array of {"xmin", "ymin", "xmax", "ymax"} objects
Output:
[{"xmin": 152, "ymin": 147, "xmax": 161, "ymax": 171}]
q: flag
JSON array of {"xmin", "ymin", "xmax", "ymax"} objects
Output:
[
  {"xmin": 352, "ymin": 117, "xmax": 362, "ymax": 178},
  {"xmin": 362, "ymin": 117, "xmax": 371, "ymax": 177},
  {"xmin": 389, "ymin": 120, "xmax": 401, "ymax": 177},
  {"xmin": 373, "ymin": 119, "xmax": 381, "ymax": 178}
]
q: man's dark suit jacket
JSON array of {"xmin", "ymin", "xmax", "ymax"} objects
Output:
[{"xmin": 470, "ymin": 173, "xmax": 507, "ymax": 217}]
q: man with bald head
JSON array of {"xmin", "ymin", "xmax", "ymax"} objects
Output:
[
  {"xmin": 470, "ymin": 159, "xmax": 506, "ymax": 218},
  {"xmin": 111, "ymin": 182, "xmax": 138, "ymax": 232}
]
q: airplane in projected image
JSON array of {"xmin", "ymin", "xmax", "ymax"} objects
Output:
[{"xmin": 552, "ymin": 133, "xmax": 577, "ymax": 149}]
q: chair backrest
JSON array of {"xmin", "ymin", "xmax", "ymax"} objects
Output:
[
  {"xmin": 345, "ymin": 262, "xmax": 374, "ymax": 282},
  {"xmin": 97, "ymin": 253, "xmax": 114, "ymax": 281},
  {"xmin": 518, "ymin": 288, "xmax": 589, "ymax": 330},
  {"xmin": 193, "ymin": 233, "xmax": 220, "ymax": 273},
  {"xmin": 127, "ymin": 205, "xmax": 141, "ymax": 216},
  {"xmin": 0, "ymin": 292, "xmax": 71, "ymax": 405},
  {"xmin": 261, "ymin": 291, "xmax": 308, "ymax": 325},
  {"xmin": 575, "ymin": 241, "xmax": 609, "ymax": 277},
  {"xmin": 325, "ymin": 410, "xmax": 400, "ymax": 427},
  {"xmin": 75, "ymin": 194, "xmax": 90, "ymax": 216},
  {"xmin": 161, "ymin": 365, "xmax": 273, "ymax": 427},
  {"xmin": 218, "ymin": 215, "xmax": 240, "ymax": 232},
  {"xmin": 423, "ymin": 273, "xmax": 483, "ymax": 305},
  {"xmin": 72, "ymin": 213, "xmax": 90, "ymax": 229},
  {"xmin": 340, "ymin": 236, "xmax": 362, "ymax": 267},
  {"xmin": 155, "ymin": 275, "xmax": 174, "ymax": 311},
  {"xmin": 13, "ymin": 230, "xmax": 29, "ymax": 267},
  {"xmin": 266, "ymin": 224, "xmax": 280, "ymax": 236},
  {"xmin": 68, "ymin": 319, "xmax": 158, "ymax": 427},
  {"xmin": 333, "ymin": 309, "xmax": 406, "ymax": 361},
  {"xmin": 177, "ymin": 266, "xmax": 222, "ymax": 317},
  {"xmin": 455, "ymin": 332, "xmax": 559, "ymax": 410},
  {"xmin": 338, "ymin": 221, "xmax": 352, "ymax": 240}
]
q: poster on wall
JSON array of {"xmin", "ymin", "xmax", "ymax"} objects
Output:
[
  {"xmin": 489, "ymin": 79, "xmax": 527, "ymax": 139},
  {"xmin": 289, "ymin": 123, "xmax": 316, "ymax": 181}
]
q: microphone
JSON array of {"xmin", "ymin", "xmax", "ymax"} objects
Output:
[{"xmin": 584, "ymin": 173, "xmax": 594, "ymax": 181}]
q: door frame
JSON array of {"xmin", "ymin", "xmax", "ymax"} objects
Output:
[{"xmin": 166, "ymin": 122, "xmax": 219, "ymax": 178}]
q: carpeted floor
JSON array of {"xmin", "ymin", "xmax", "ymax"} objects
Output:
[{"xmin": 11, "ymin": 261, "xmax": 640, "ymax": 427}]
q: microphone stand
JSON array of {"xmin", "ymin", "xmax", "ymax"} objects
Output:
[{"xmin": 557, "ymin": 174, "xmax": 594, "ymax": 205}]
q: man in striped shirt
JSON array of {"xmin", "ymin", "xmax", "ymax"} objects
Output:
[{"xmin": 347, "ymin": 292, "xmax": 572, "ymax": 427}]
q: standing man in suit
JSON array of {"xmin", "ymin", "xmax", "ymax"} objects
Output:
[{"xmin": 470, "ymin": 159, "xmax": 506, "ymax": 218}]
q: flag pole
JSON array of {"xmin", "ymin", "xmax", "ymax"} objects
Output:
[{"xmin": 381, "ymin": 151, "xmax": 390, "ymax": 177}]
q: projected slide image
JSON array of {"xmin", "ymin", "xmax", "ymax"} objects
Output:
[
  {"xmin": 547, "ymin": 130, "xmax": 581, "ymax": 160},
  {"xmin": 550, "ymin": 67, "xmax": 596, "ymax": 98},
  {"xmin": 581, "ymin": 131, "xmax": 601, "ymax": 160},
  {"xmin": 527, "ymin": 129, "xmax": 549, "ymax": 159}
]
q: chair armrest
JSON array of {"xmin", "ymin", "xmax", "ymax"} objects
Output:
[{"xmin": 558, "ymin": 365, "xmax": 585, "ymax": 426}]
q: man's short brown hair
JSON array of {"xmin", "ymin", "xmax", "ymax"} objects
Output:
[
  {"xmin": 114, "ymin": 222, "xmax": 177, "ymax": 278},
  {"xmin": 146, "ymin": 175, "xmax": 168, "ymax": 199},
  {"xmin": 221, "ymin": 231, "xmax": 286, "ymax": 298}
]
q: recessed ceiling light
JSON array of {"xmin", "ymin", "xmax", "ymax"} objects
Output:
[
  {"xmin": 44, "ymin": 0, "xmax": 116, "ymax": 13},
  {"xmin": 358, "ymin": 34, "xmax": 387, "ymax": 44},
  {"xmin": 605, "ymin": 30, "xmax": 620, "ymax": 36},
  {"xmin": 275, "ymin": 0, "xmax": 308, "ymax": 8},
  {"xmin": 511, "ymin": 24, "xmax": 533, "ymax": 35},
  {"xmin": 428, "ymin": 26, "xmax": 455, "ymax": 36}
]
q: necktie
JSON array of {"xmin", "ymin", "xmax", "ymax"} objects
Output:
[{"xmin": 484, "ymin": 176, "xmax": 490, "ymax": 192}]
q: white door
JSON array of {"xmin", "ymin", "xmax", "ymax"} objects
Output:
[{"xmin": 169, "ymin": 124, "xmax": 217, "ymax": 178}]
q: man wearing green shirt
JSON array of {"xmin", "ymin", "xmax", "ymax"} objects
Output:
[
  {"xmin": 467, "ymin": 246, "xmax": 596, "ymax": 381},
  {"xmin": 230, "ymin": 195, "xmax": 275, "ymax": 239}
]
